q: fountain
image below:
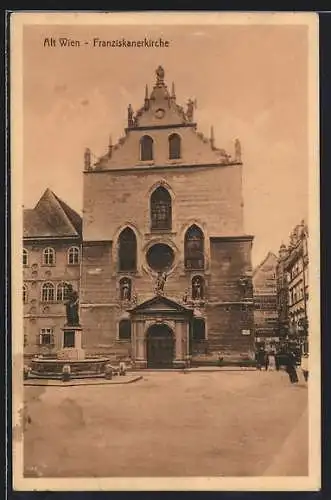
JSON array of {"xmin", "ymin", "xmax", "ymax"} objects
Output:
[{"xmin": 29, "ymin": 284, "xmax": 111, "ymax": 379}]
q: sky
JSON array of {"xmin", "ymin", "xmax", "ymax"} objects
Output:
[{"xmin": 22, "ymin": 22, "xmax": 309, "ymax": 267}]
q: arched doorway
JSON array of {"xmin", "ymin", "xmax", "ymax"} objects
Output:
[{"xmin": 146, "ymin": 324, "xmax": 175, "ymax": 368}]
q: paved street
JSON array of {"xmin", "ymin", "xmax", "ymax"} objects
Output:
[{"xmin": 23, "ymin": 370, "xmax": 308, "ymax": 478}]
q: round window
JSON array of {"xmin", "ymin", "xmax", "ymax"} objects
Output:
[{"xmin": 146, "ymin": 244, "xmax": 175, "ymax": 272}]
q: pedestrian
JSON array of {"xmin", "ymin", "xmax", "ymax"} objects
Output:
[
  {"xmin": 285, "ymin": 350, "xmax": 299, "ymax": 384},
  {"xmin": 255, "ymin": 348, "xmax": 264, "ymax": 370},
  {"xmin": 301, "ymin": 353, "xmax": 309, "ymax": 382},
  {"xmin": 267, "ymin": 349, "xmax": 276, "ymax": 371}
]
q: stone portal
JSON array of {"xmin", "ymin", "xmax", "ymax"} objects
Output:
[
  {"xmin": 146, "ymin": 324, "xmax": 174, "ymax": 368},
  {"xmin": 129, "ymin": 295, "xmax": 193, "ymax": 369}
]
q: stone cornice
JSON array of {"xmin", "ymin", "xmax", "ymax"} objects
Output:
[
  {"xmin": 82, "ymin": 240, "xmax": 113, "ymax": 246},
  {"xmin": 84, "ymin": 162, "xmax": 241, "ymax": 175},
  {"xmin": 210, "ymin": 235, "xmax": 254, "ymax": 243},
  {"xmin": 125, "ymin": 123, "xmax": 197, "ymax": 132}
]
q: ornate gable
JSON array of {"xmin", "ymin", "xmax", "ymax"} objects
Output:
[
  {"xmin": 85, "ymin": 66, "xmax": 242, "ymax": 171},
  {"xmin": 130, "ymin": 295, "xmax": 192, "ymax": 315}
]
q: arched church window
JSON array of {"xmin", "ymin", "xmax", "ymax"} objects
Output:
[
  {"xmin": 150, "ymin": 186, "xmax": 172, "ymax": 230},
  {"xmin": 119, "ymin": 277, "xmax": 132, "ymax": 301},
  {"xmin": 169, "ymin": 133, "xmax": 181, "ymax": 159},
  {"xmin": 192, "ymin": 275, "xmax": 204, "ymax": 300},
  {"xmin": 118, "ymin": 319, "xmax": 131, "ymax": 340},
  {"xmin": 118, "ymin": 227, "xmax": 137, "ymax": 272},
  {"xmin": 192, "ymin": 318, "xmax": 206, "ymax": 341},
  {"xmin": 184, "ymin": 225, "xmax": 205, "ymax": 270},
  {"xmin": 140, "ymin": 135, "xmax": 154, "ymax": 161}
]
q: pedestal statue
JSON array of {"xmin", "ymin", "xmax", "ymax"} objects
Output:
[
  {"xmin": 155, "ymin": 272, "xmax": 167, "ymax": 295},
  {"xmin": 64, "ymin": 283, "xmax": 80, "ymax": 326}
]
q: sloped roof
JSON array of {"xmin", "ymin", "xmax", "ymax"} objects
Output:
[
  {"xmin": 23, "ymin": 188, "xmax": 82, "ymax": 238},
  {"xmin": 252, "ymin": 251, "xmax": 278, "ymax": 277}
]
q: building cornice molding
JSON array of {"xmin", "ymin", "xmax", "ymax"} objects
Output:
[
  {"xmin": 82, "ymin": 240, "xmax": 113, "ymax": 246},
  {"xmin": 84, "ymin": 162, "xmax": 241, "ymax": 175},
  {"xmin": 209, "ymin": 235, "xmax": 254, "ymax": 243},
  {"xmin": 125, "ymin": 122, "xmax": 197, "ymax": 133}
]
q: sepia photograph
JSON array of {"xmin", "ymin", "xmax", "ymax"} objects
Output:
[{"xmin": 11, "ymin": 11, "xmax": 320, "ymax": 491}]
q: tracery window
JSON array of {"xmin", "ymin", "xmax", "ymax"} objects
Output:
[
  {"xmin": 169, "ymin": 133, "xmax": 181, "ymax": 159},
  {"xmin": 184, "ymin": 225, "xmax": 204, "ymax": 270},
  {"xmin": 151, "ymin": 186, "xmax": 172, "ymax": 230},
  {"xmin": 118, "ymin": 228, "xmax": 137, "ymax": 272},
  {"xmin": 140, "ymin": 135, "xmax": 153, "ymax": 161}
]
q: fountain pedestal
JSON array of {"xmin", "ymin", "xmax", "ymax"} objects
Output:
[{"xmin": 57, "ymin": 326, "xmax": 85, "ymax": 360}]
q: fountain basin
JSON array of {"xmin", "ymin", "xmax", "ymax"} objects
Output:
[{"xmin": 29, "ymin": 357, "xmax": 111, "ymax": 379}]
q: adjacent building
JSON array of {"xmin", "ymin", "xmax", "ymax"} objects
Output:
[
  {"xmin": 252, "ymin": 252, "xmax": 278, "ymax": 346},
  {"xmin": 276, "ymin": 220, "xmax": 309, "ymax": 351},
  {"xmin": 23, "ymin": 189, "xmax": 82, "ymax": 356},
  {"xmin": 79, "ymin": 65, "xmax": 255, "ymax": 367}
]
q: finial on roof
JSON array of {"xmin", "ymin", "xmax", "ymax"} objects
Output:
[
  {"xmin": 210, "ymin": 125, "xmax": 215, "ymax": 149},
  {"xmin": 234, "ymin": 138, "xmax": 242, "ymax": 163},
  {"xmin": 171, "ymin": 82, "xmax": 176, "ymax": 100},
  {"xmin": 108, "ymin": 135, "xmax": 113, "ymax": 158},
  {"xmin": 144, "ymin": 84, "xmax": 149, "ymax": 110},
  {"xmin": 156, "ymin": 65, "xmax": 165, "ymax": 86},
  {"xmin": 186, "ymin": 98, "xmax": 196, "ymax": 122},
  {"xmin": 278, "ymin": 242, "xmax": 288, "ymax": 259},
  {"xmin": 128, "ymin": 104, "xmax": 134, "ymax": 127},
  {"xmin": 84, "ymin": 147, "xmax": 91, "ymax": 170}
]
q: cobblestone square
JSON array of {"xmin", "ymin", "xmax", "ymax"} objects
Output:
[{"xmin": 23, "ymin": 370, "xmax": 308, "ymax": 478}]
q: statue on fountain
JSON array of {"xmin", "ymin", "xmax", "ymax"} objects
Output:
[{"xmin": 65, "ymin": 283, "xmax": 80, "ymax": 326}]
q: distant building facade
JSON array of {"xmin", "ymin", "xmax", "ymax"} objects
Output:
[
  {"xmin": 79, "ymin": 66, "xmax": 255, "ymax": 367},
  {"xmin": 276, "ymin": 220, "xmax": 309, "ymax": 349},
  {"xmin": 252, "ymin": 252, "xmax": 278, "ymax": 345},
  {"xmin": 23, "ymin": 189, "xmax": 82, "ymax": 356}
]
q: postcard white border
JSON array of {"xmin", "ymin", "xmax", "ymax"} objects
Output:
[{"xmin": 10, "ymin": 11, "xmax": 320, "ymax": 492}]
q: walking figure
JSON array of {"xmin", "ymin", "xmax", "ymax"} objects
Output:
[
  {"xmin": 285, "ymin": 350, "xmax": 299, "ymax": 384},
  {"xmin": 301, "ymin": 353, "xmax": 309, "ymax": 382}
]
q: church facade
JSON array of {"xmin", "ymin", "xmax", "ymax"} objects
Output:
[{"xmin": 80, "ymin": 66, "xmax": 254, "ymax": 367}]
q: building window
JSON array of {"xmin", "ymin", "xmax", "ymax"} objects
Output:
[
  {"xmin": 118, "ymin": 319, "xmax": 131, "ymax": 340},
  {"xmin": 140, "ymin": 135, "xmax": 153, "ymax": 161},
  {"xmin": 169, "ymin": 133, "xmax": 181, "ymax": 159},
  {"xmin": 192, "ymin": 318, "xmax": 206, "ymax": 341},
  {"xmin": 118, "ymin": 227, "xmax": 137, "ymax": 272},
  {"xmin": 41, "ymin": 281, "xmax": 55, "ymax": 302},
  {"xmin": 150, "ymin": 186, "xmax": 172, "ymax": 230},
  {"xmin": 184, "ymin": 225, "xmax": 204, "ymax": 270},
  {"xmin": 68, "ymin": 246, "xmax": 80, "ymax": 265},
  {"xmin": 119, "ymin": 277, "xmax": 132, "ymax": 301},
  {"xmin": 192, "ymin": 275, "xmax": 204, "ymax": 300},
  {"xmin": 23, "ymin": 284, "xmax": 28, "ymax": 303},
  {"xmin": 39, "ymin": 328, "xmax": 54, "ymax": 346},
  {"xmin": 56, "ymin": 282, "xmax": 70, "ymax": 302},
  {"xmin": 146, "ymin": 243, "xmax": 175, "ymax": 272},
  {"xmin": 43, "ymin": 247, "xmax": 55, "ymax": 266},
  {"xmin": 23, "ymin": 248, "xmax": 28, "ymax": 266}
]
